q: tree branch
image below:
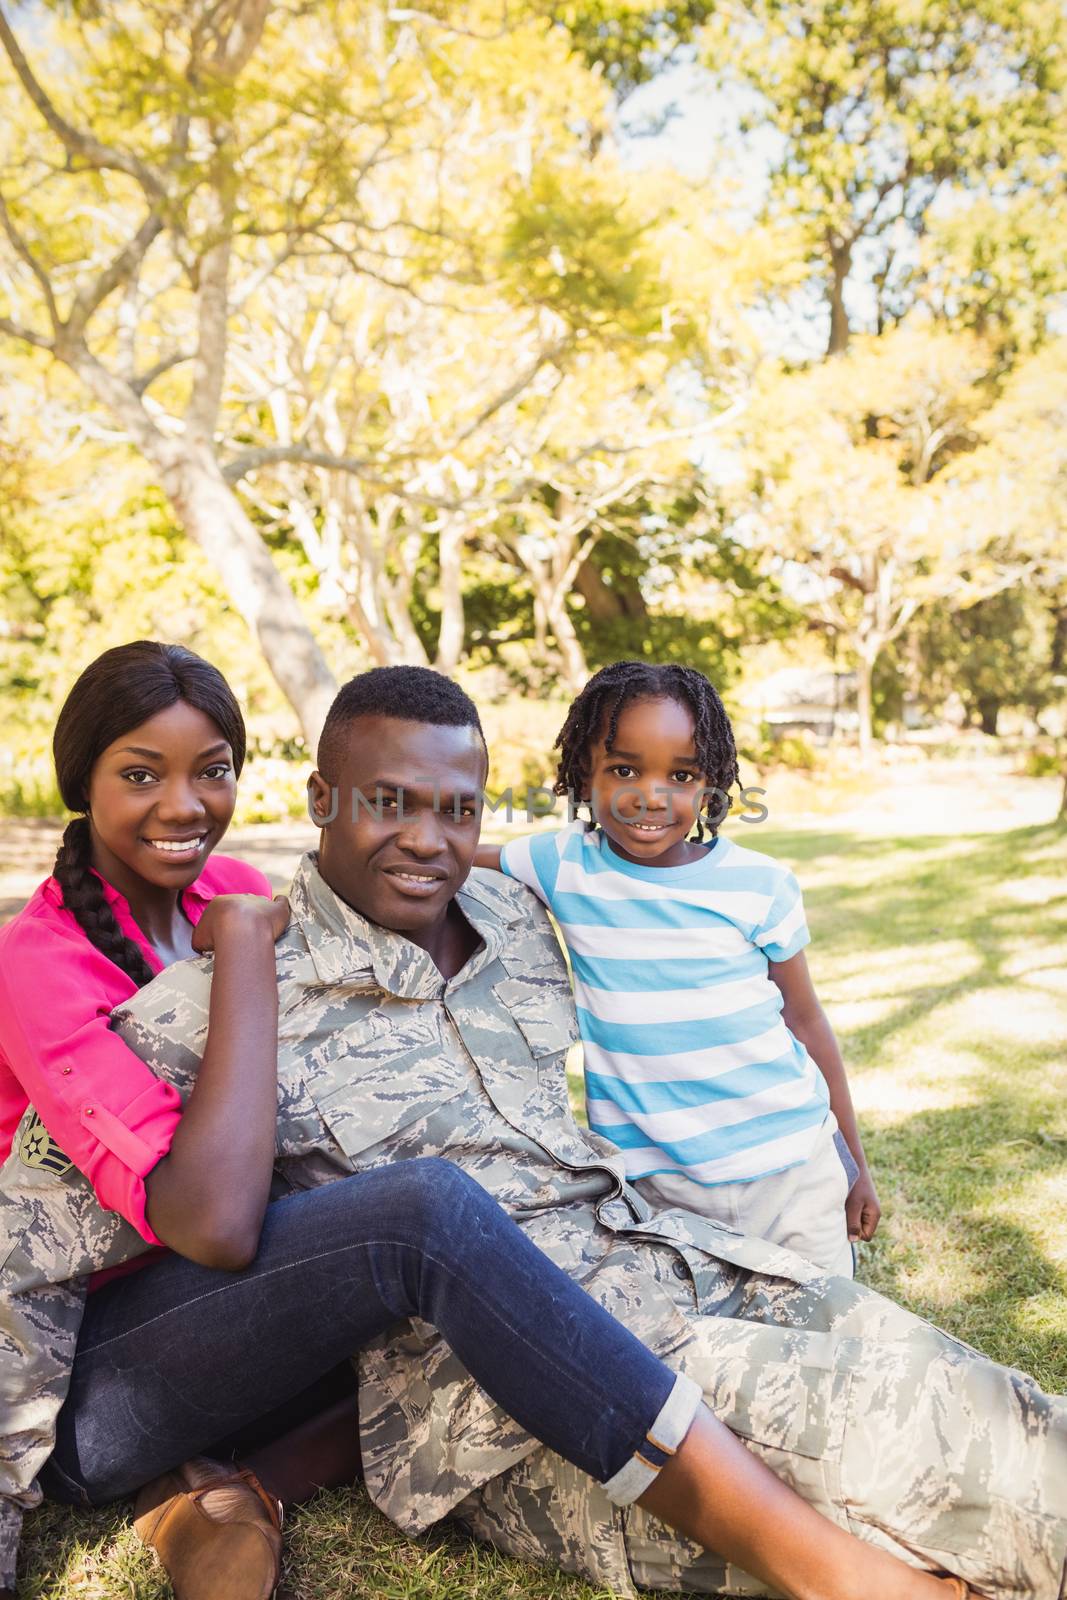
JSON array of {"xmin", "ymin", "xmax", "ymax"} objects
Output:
[
  {"xmin": 829, "ymin": 563, "xmax": 872, "ymax": 594},
  {"xmin": 210, "ymin": 0, "xmax": 271, "ymax": 78},
  {"xmin": 132, "ymin": 350, "xmax": 196, "ymax": 396},
  {"xmin": 223, "ymin": 443, "xmax": 374, "ymax": 481},
  {"xmin": 449, "ymin": 340, "xmax": 571, "ymax": 447},
  {"xmin": 52, "ymin": 334, "xmax": 169, "ymax": 464},
  {"xmin": 0, "ymin": 5, "xmax": 166, "ymax": 200},
  {"xmin": 0, "ymin": 190, "xmax": 58, "ymax": 329},
  {"xmin": 68, "ymin": 213, "xmax": 164, "ymax": 338},
  {"xmin": 0, "ymin": 313, "xmax": 53, "ymax": 350}
]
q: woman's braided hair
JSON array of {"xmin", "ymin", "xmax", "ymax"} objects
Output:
[
  {"xmin": 553, "ymin": 660, "xmax": 740, "ymax": 837},
  {"xmin": 52, "ymin": 641, "xmax": 247, "ymax": 988},
  {"xmin": 53, "ymin": 817, "xmax": 158, "ymax": 987}
]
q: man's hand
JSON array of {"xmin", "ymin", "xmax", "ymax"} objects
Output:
[
  {"xmin": 192, "ymin": 893, "xmax": 290, "ymax": 955},
  {"xmin": 846, "ymin": 1168, "xmax": 881, "ymax": 1242}
]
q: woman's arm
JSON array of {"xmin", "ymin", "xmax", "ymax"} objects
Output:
[
  {"xmin": 144, "ymin": 895, "xmax": 288, "ymax": 1270},
  {"xmin": 768, "ymin": 949, "xmax": 881, "ymax": 1242},
  {"xmin": 473, "ymin": 843, "xmax": 502, "ymax": 870}
]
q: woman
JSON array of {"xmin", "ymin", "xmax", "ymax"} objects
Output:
[{"xmin": 0, "ymin": 643, "xmax": 977, "ymax": 1600}]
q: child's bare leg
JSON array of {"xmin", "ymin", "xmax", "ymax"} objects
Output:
[{"xmin": 639, "ymin": 1408, "xmax": 966, "ymax": 1600}]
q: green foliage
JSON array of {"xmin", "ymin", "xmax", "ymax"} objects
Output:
[
  {"xmin": 541, "ymin": 1, "xmax": 716, "ymax": 97},
  {"xmin": 576, "ymin": 608, "xmax": 741, "ymax": 686},
  {"xmin": 913, "ymin": 589, "xmax": 1061, "ymax": 733},
  {"xmin": 0, "ymin": 0, "xmax": 1065, "ymax": 764},
  {"xmin": 501, "ymin": 166, "xmax": 667, "ymax": 335},
  {"xmin": 702, "ymin": 0, "xmax": 1067, "ymax": 344},
  {"xmin": 1022, "ymin": 744, "xmax": 1064, "ymax": 780},
  {"xmin": 923, "ymin": 193, "xmax": 1067, "ymax": 356},
  {"xmin": 751, "ymin": 730, "xmax": 820, "ymax": 772},
  {"xmin": 0, "ymin": 744, "xmax": 63, "ymax": 818},
  {"xmin": 0, "ymin": 452, "xmax": 335, "ymax": 754}
]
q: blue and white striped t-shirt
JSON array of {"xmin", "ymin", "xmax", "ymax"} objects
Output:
[{"xmin": 499, "ymin": 821, "xmax": 829, "ymax": 1186}]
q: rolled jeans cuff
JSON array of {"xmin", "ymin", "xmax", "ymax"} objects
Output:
[{"xmin": 602, "ymin": 1370, "xmax": 703, "ymax": 1505}]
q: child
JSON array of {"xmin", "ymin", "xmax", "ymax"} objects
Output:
[{"xmin": 474, "ymin": 660, "xmax": 878, "ymax": 1276}]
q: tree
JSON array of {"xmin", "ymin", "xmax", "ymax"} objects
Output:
[
  {"xmin": 942, "ymin": 339, "xmax": 1067, "ymax": 807},
  {"xmin": 911, "ymin": 589, "xmax": 1059, "ymax": 735},
  {"xmin": 0, "ymin": 0, "xmax": 346, "ymax": 738},
  {"xmin": 1, "ymin": 2, "xmax": 752, "ymax": 728},
  {"xmin": 724, "ymin": 327, "xmax": 998, "ymax": 752},
  {"xmin": 224, "ymin": 156, "xmax": 753, "ymax": 690},
  {"xmin": 921, "ymin": 192, "xmax": 1067, "ymax": 357},
  {"xmin": 701, "ymin": 0, "xmax": 1067, "ymax": 355},
  {"xmin": 539, "ymin": 1, "xmax": 716, "ymax": 99},
  {"xmin": 0, "ymin": 1, "xmax": 659, "ymax": 736}
]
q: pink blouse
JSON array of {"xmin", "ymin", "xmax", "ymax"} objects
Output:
[{"xmin": 0, "ymin": 854, "xmax": 272, "ymax": 1244}]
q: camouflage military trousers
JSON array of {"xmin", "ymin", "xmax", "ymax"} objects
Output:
[{"xmin": 453, "ymin": 1272, "xmax": 1067, "ymax": 1600}]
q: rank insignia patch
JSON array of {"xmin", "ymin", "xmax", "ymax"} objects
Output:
[{"xmin": 18, "ymin": 1109, "xmax": 74, "ymax": 1176}]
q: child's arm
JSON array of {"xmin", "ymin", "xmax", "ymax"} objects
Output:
[
  {"xmin": 474, "ymin": 843, "xmax": 503, "ymax": 870},
  {"xmin": 768, "ymin": 951, "xmax": 881, "ymax": 1244}
]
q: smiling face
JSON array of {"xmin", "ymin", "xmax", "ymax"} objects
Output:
[
  {"xmin": 85, "ymin": 700, "xmax": 238, "ymax": 895},
  {"xmin": 585, "ymin": 695, "xmax": 710, "ymax": 867},
  {"xmin": 309, "ymin": 714, "xmax": 487, "ymax": 952}
]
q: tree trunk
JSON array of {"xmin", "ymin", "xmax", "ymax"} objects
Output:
[
  {"xmin": 548, "ymin": 596, "xmax": 588, "ymax": 692},
  {"xmin": 59, "ymin": 311, "xmax": 337, "ymax": 746},
  {"xmin": 976, "ymin": 697, "xmax": 1000, "ymax": 737},
  {"xmin": 434, "ymin": 518, "xmax": 466, "ymax": 674},
  {"xmin": 574, "ymin": 556, "xmax": 646, "ymax": 623},
  {"xmin": 827, "ymin": 238, "xmax": 853, "ymax": 357},
  {"xmin": 160, "ymin": 442, "xmax": 338, "ymax": 743},
  {"xmin": 855, "ymin": 653, "xmax": 874, "ymax": 759},
  {"xmin": 1049, "ymin": 603, "xmax": 1067, "ymax": 676}
]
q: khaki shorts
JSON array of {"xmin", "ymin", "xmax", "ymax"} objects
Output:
[{"xmin": 634, "ymin": 1113, "xmax": 854, "ymax": 1278}]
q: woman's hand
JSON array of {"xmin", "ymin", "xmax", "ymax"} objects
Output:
[{"xmin": 192, "ymin": 893, "xmax": 289, "ymax": 955}]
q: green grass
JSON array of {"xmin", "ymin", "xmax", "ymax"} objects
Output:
[{"xmin": 22, "ymin": 823, "xmax": 1067, "ymax": 1597}]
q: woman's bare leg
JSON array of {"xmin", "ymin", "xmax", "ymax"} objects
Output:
[{"xmin": 639, "ymin": 1408, "xmax": 966, "ymax": 1600}]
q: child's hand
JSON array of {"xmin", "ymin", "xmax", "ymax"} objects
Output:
[{"xmin": 846, "ymin": 1168, "xmax": 881, "ymax": 1242}]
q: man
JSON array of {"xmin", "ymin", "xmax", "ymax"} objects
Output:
[{"xmin": 105, "ymin": 667, "xmax": 1064, "ymax": 1598}]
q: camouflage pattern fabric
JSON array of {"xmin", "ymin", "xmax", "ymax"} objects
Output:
[
  {"xmin": 0, "ymin": 1032, "xmax": 206, "ymax": 1585},
  {"xmin": 456, "ymin": 1279, "xmax": 1067, "ymax": 1597},
  {"xmin": 1, "ymin": 852, "xmax": 1065, "ymax": 1596}
]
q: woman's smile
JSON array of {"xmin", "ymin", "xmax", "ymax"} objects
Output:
[{"xmin": 140, "ymin": 834, "xmax": 209, "ymax": 861}]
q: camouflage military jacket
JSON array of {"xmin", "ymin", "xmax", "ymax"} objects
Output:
[{"xmin": 0, "ymin": 855, "xmax": 813, "ymax": 1587}]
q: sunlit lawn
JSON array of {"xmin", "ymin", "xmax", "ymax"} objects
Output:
[{"xmin": 21, "ymin": 821, "xmax": 1067, "ymax": 1598}]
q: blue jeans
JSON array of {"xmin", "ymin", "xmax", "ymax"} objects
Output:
[{"xmin": 43, "ymin": 1159, "xmax": 699, "ymax": 1508}]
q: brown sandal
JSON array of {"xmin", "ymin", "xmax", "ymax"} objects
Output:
[{"xmin": 134, "ymin": 1456, "xmax": 283, "ymax": 1600}]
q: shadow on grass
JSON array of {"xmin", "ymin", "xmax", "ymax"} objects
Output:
[
  {"xmin": 761, "ymin": 822, "xmax": 1067, "ymax": 1054},
  {"xmin": 857, "ymin": 1088, "xmax": 1067, "ymax": 1391}
]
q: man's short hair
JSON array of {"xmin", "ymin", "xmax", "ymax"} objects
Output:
[{"xmin": 316, "ymin": 666, "xmax": 487, "ymax": 782}]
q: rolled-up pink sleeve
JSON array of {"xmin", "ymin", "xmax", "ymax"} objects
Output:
[{"xmin": 0, "ymin": 922, "xmax": 181, "ymax": 1243}]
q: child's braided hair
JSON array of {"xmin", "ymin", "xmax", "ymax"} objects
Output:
[
  {"xmin": 51, "ymin": 640, "xmax": 247, "ymax": 988},
  {"xmin": 553, "ymin": 660, "xmax": 739, "ymax": 835}
]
